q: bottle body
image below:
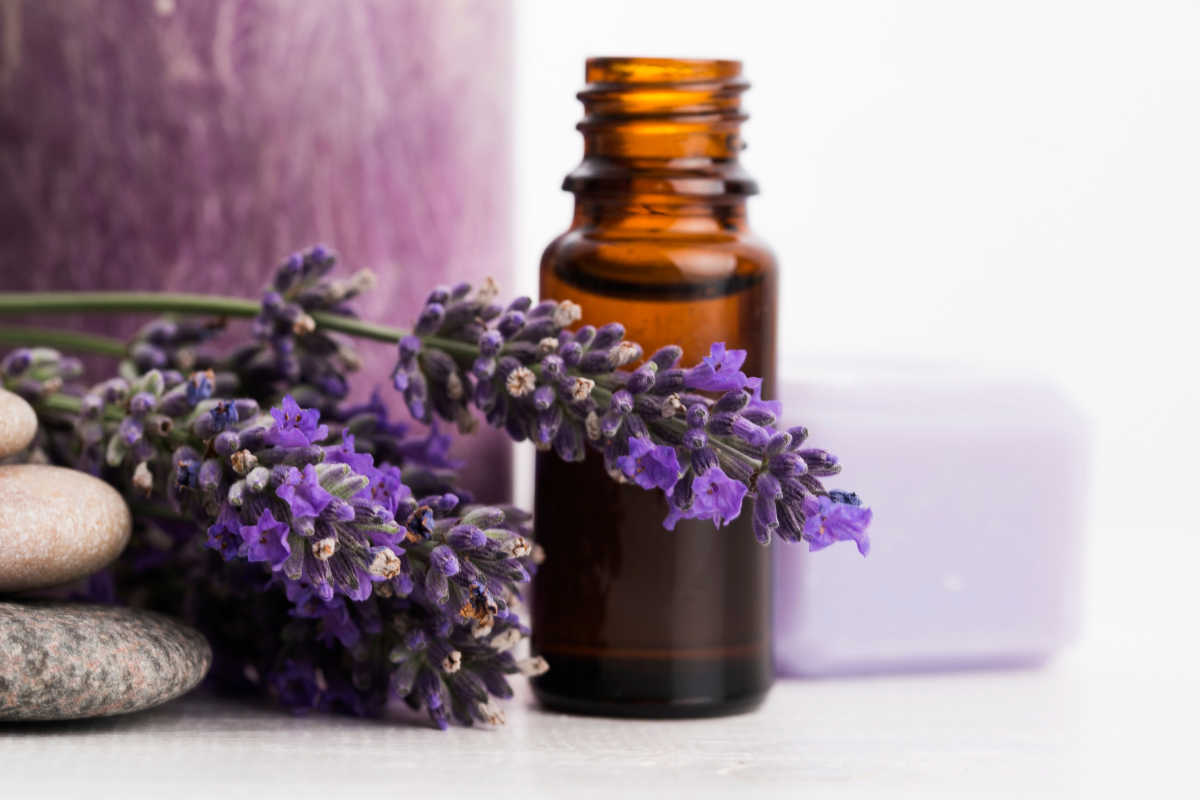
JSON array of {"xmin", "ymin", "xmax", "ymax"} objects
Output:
[{"xmin": 531, "ymin": 59, "xmax": 778, "ymax": 717}]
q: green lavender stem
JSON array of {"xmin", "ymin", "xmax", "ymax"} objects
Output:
[
  {"xmin": 0, "ymin": 292, "xmax": 410, "ymax": 344},
  {"xmin": 0, "ymin": 324, "xmax": 127, "ymax": 358}
]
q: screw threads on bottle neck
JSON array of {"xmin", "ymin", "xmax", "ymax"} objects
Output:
[{"xmin": 566, "ymin": 58, "xmax": 758, "ymax": 199}]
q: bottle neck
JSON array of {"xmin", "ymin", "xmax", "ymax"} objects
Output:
[
  {"xmin": 570, "ymin": 196, "xmax": 750, "ymax": 234},
  {"xmin": 563, "ymin": 58, "xmax": 759, "ymax": 202}
]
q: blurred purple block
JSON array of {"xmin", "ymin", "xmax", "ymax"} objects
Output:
[
  {"xmin": 773, "ymin": 363, "xmax": 1088, "ymax": 676},
  {"xmin": 0, "ymin": 0, "xmax": 512, "ymax": 501}
]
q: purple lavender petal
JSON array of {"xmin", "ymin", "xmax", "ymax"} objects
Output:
[
  {"xmin": 617, "ymin": 437, "xmax": 682, "ymax": 492},
  {"xmin": 803, "ymin": 496, "xmax": 873, "ymax": 556}
]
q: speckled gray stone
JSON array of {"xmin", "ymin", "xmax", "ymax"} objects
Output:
[
  {"xmin": 0, "ymin": 464, "xmax": 132, "ymax": 592},
  {"xmin": 0, "ymin": 602, "xmax": 211, "ymax": 721},
  {"xmin": 0, "ymin": 388, "xmax": 37, "ymax": 459}
]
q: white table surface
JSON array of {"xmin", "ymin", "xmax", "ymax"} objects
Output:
[{"xmin": 3, "ymin": 531, "xmax": 1196, "ymax": 799}]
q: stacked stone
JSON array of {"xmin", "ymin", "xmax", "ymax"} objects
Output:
[{"xmin": 0, "ymin": 387, "xmax": 211, "ymax": 721}]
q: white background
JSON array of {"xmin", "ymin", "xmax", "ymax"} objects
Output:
[{"xmin": 511, "ymin": 0, "xmax": 1200, "ymax": 540}]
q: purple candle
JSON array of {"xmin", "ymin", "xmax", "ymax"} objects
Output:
[{"xmin": 0, "ymin": 0, "xmax": 513, "ymax": 500}]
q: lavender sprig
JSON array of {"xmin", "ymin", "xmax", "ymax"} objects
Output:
[
  {"xmin": 396, "ymin": 286, "xmax": 873, "ymax": 552},
  {"xmin": 230, "ymin": 245, "xmax": 373, "ymax": 401}
]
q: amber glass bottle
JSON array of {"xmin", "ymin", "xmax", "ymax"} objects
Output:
[{"xmin": 531, "ymin": 58, "xmax": 778, "ymax": 718}]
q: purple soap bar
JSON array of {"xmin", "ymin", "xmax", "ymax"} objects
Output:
[{"xmin": 773, "ymin": 363, "xmax": 1088, "ymax": 676}]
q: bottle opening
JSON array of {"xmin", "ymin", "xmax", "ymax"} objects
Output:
[{"xmin": 585, "ymin": 58, "xmax": 743, "ymax": 86}]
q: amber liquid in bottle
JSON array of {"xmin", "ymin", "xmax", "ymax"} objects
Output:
[{"xmin": 531, "ymin": 59, "xmax": 778, "ymax": 718}]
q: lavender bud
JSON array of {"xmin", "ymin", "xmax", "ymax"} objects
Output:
[
  {"xmin": 198, "ymin": 459, "xmax": 223, "ymax": 492},
  {"xmin": 797, "ymin": 448, "xmax": 840, "ymax": 476},
  {"xmin": 626, "ymin": 367, "xmax": 656, "ymax": 395},
  {"xmin": 475, "ymin": 377, "xmax": 498, "ymax": 412},
  {"xmin": 686, "ymin": 404, "xmax": 709, "ymax": 428},
  {"xmin": 461, "ymin": 507, "xmax": 505, "ymax": 529},
  {"xmin": 473, "ymin": 356, "xmax": 497, "ymax": 380},
  {"xmin": 425, "ymin": 285, "xmax": 451, "ymax": 306},
  {"xmin": 682, "ymin": 427, "xmax": 707, "ymax": 450},
  {"xmin": 506, "ymin": 296, "xmax": 533, "ymax": 314},
  {"xmin": 126, "ymin": 393, "xmax": 156, "ymax": 419},
  {"xmin": 741, "ymin": 408, "xmax": 776, "ymax": 427},
  {"xmin": 691, "ymin": 447, "xmax": 719, "ymax": 475},
  {"xmin": 118, "ymin": 416, "xmax": 143, "ymax": 446},
  {"xmin": 414, "ymin": 303, "xmax": 445, "ymax": 335},
  {"xmin": 559, "ymin": 341, "xmax": 583, "ymax": 367},
  {"xmin": 533, "ymin": 385, "xmax": 556, "ymax": 410},
  {"xmin": 232, "ymin": 398, "xmax": 260, "ymax": 420},
  {"xmin": 649, "ymin": 345, "xmax": 683, "ymax": 371},
  {"xmin": 765, "ymin": 431, "xmax": 793, "ymax": 457},
  {"xmin": 600, "ymin": 411, "xmax": 624, "ymax": 439},
  {"xmin": 591, "ymin": 323, "xmax": 625, "ymax": 351},
  {"xmin": 478, "ymin": 329, "xmax": 504, "ymax": 357},
  {"xmin": 238, "ymin": 427, "xmax": 266, "ymax": 451},
  {"xmin": 497, "ymin": 311, "xmax": 526, "ymax": 339},
  {"xmin": 785, "ymin": 426, "xmax": 809, "ymax": 449},
  {"xmin": 415, "ymin": 668, "xmax": 444, "ymax": 709},
  {"xmin": 537, "ymin": 404, "xmax": 563, "ymax": 443},
  {"xmin": 447, "ymin": 524, "xmax": 487, "ymax": 550},
  {"xmin": 398, "ymin": 334, "xmax": 422, "ymax": 365},
  {"xmin": 768, "ymin": 452, "xmax": 804, "ymax": 480},
  {"xmin": 572, "ymin": 325, "xmax": 596, "ymax": 348},
  {"xmin": 255, "ymin": 445, "xmax": 326, "ymax": 468},
  {"xmin": 780, "ymin": 478, "xmax": 809, "ymax": 507},
  {"xmin": 776, "ymin": 503, "xmax": 805, "ymax": 543},
  {"xmin": 405, "ymin": 372, "xmax": 430, "ymax": 422},
  {"xmin": 554, "ymin": 418, "xmax": 585, "ymax": 461},
  {"xmin": 157, "ymin": 389, "xmax": 190, "ymax": 417},
  {"xmin": 527, "ymin": 299, "xmax": 558, "ymax": 319},
  {"xmin": 623, "ymin": 415, "xmax": 649, "ymax": 440},
  {"xmin": 430, "ymin": 544, "xmax": 460, "ymax": 577},
  {"xmin": 131, "ymin": 343, "xmax": 168, "ymax": 371},
  {"xmin": 1, "ymin": 348, "xmax": 32, "ymax": 376},
  {"xmin": 441, "ymin": 300, "xmax": 478, "ymax": 332},
  {"xmin": 80, "ymin": 394, "xmax": 104, "ymax": 420},
  {"xmin": 479, "ymin": 303, "xmax": 503, "ymax": 321},
  {"xmin": 732, "ymin": 416, "xmax": 769, "ymax": 447},
  {"xmin": 97, "ymin": 378, "xmax": 129, "ymax": 404},
  {"xmin": 609, "ymin": 390, "xmax": 633, "ymax": 415},
  {"xmin": 243, "ymin": 466, "xmax": 269, "ymax": 493},
  {"xmin": 512, "ymin": 317, "xmax": 559, "ymax": 344},
  {"xmin": 671, "ymin": 471, "xmax": 696, "ymax": 511},
  {"xmin": 712, "ymin": 390, "xmax": 750, "ymax": 414},
  {"xmin": 577, "ymin": 349, "xmax": 612, "ymax": 374},
  {"xmin": 706, "ymin": 412, "xmax": 737, "ymax": 437},
  {"xmin": 540, "ymin": 354, "xmax": 566, "ymax": 382},
  {"xmin": 650, "ymin": 369, "xmax": 686, "ymax": 395}
]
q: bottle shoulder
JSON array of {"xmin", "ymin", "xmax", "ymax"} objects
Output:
[{"xmin": 542, "ymin": 224, "xmax": 776, "ymax": 298}]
